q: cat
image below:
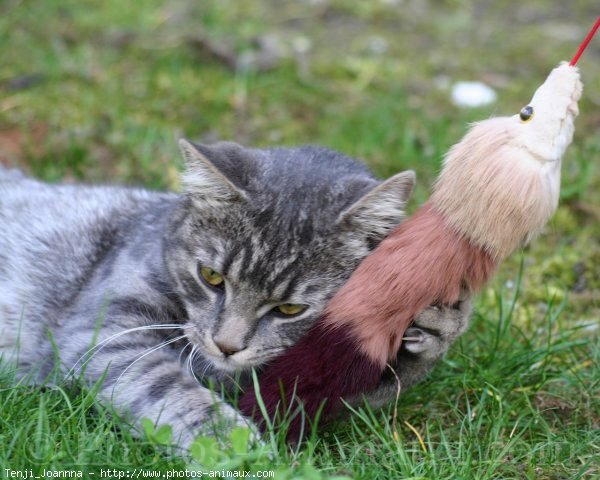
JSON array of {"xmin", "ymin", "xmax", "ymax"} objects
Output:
[{"xmin": 0, "ymin": 139, "xmax": 471, "ymax": 447}]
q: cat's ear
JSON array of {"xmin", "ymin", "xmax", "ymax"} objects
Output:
[
  {"xmin": 337, "ymin": 170, "xmax": 415, "ymax": 240},
  {"xmin": 178, "ymin": 138, "xmax": 246, "ymax": 207}
]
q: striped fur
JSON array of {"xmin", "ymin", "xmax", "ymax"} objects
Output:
[{"xmin": 0, "ymin": 141, "xmax": 472, "ymax": 447}]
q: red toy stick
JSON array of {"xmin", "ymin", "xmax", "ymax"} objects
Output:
[
  {"xmin": 240, "ymin": 60, "xmax": 585, "ymax": 440},
  {"xmin": 570, "ymin": 16, "xmax": 600, "ymax": 66}
]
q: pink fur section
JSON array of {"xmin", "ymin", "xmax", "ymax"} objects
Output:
[{"xmin": 324, "ymin": 201, "xmax": 497, "ymax": 367}]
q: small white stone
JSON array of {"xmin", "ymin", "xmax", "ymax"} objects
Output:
[{"xmin": 451, "ymin": 81, "xmax": 497, "ymax": 107}]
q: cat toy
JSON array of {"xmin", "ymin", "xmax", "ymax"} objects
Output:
[{"xmin": 239, "ymin": 18, "xmax": 597, "ymax": 440}]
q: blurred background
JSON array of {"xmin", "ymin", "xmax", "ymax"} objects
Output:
[{"xmin": 1, "ymin": 0, "xmax": 598, "ymax": 317}]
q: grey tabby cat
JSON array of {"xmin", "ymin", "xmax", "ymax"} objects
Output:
[{"xmin": 0, "ymin": 140, "xmax": 471, "ymax": 447}]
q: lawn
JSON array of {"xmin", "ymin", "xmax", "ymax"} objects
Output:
[{"xmin": 1, "ymin": 1, "xmax": 598, "ymax": 478}]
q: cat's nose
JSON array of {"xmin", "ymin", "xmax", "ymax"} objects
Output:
[{"xmin": 214, "ymin": 339, "xmax": 243, "ymax": 357}]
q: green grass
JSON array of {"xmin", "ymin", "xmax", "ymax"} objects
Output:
[{"xmin": 1, "ymin": 0, "xmax": 599, "ymax": 478}]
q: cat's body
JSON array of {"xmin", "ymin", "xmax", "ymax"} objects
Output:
[{"xmin": 0, "ymin": 141, "xmax": 471, "ymax": 447}]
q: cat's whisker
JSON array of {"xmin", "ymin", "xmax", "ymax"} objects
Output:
[
  {"xmin": 189, "ymin": 346, "xmax": 206, "ymax": 385},
  {"xmin": 190, "ymin": 349, "xmax": 204, "ymax": 385},
  {"xmin": 111, "ymin": 335, "xmax": 186, "ymax": 395},
  {"xmin": 68, "ymin": 324, "xmax": 182, "ymax": 378},
  {"xmin": 199, "ymin": 362, "xmax": 211, "ymax": 384},
  {"xmin": 186, "ymin": 345, "xmax": 195, "ymax": 379},
  {"xmin": 178, "ymin": 341, "xmax": 192, "ymax": 365},
  {"xmin": 198, "ymin": 355, "xmax": 209, "ymax": 382},
  {"xmin": 192, "ymin": 349, "xmax": 204, "ymax": 384}
]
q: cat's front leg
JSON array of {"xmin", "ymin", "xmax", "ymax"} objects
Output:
[
  {"xmin": 351, "ymin": 296, "xmax": 472, "ymax": 410},
  {"xmin": 63, "ymin": 326, "xmax": 251, "ymax": 449}
]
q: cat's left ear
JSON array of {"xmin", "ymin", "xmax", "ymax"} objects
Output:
[
  {"xmin": 178, "ymin": 139, "xmax": 247, "ymax": 208},
  {"xmin": 337, "ymin": 170, "xmax": 415, "ymax": 240}
]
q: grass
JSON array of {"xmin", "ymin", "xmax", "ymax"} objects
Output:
[{"xmin": 1, "ymin": 0, "xmax": 599, "ymax": 478}]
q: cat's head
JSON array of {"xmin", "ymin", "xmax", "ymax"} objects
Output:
[{"xmin": 165, "ymin": 139, "xmax": 414, "ymax": 372}]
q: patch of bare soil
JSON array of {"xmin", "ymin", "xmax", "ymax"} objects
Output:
[{"xmin": 0, "ymin": 123, "xmax": 48, "ymax": 169}]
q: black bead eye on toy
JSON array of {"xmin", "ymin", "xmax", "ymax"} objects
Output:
[{"xmin": 519, "ymin": 105, "xmax": 534, "ymax": 123}]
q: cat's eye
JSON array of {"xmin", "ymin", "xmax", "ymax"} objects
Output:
[
  {"xmin": 274, "ymin": 303, "xmax": 307, "ymax": 317},
  {"xmin": 519, "ymin": 105, "xmax": 534, "ymax": 123},
  {"xmin": 199, "ymin": 266, "xmax": 224, "ymax": 289}
]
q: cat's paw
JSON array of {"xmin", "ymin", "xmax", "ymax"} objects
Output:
[
  {"xmin": 354, "ymin": 295, "xmax": 473, "ymax": 410},
  {"xmin": 402, "ymin": 297, "xmax": 472, "ymax": 360}
]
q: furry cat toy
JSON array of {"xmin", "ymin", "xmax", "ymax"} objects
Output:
[{"xmin": 239, "ymin": 24, "xmax": 596, "ymax": 437}]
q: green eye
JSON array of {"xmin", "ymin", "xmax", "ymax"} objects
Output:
[
  {"xmin": 199, "ymin": 266, "xmax": 224, "ymax": 288},
  {"xmin": 274, "ymin": 303, "xmax": 306, "ymax": 316},
  {"xmin": 519, "ymin": 105, "xmax": 534, "ymax": 123}
]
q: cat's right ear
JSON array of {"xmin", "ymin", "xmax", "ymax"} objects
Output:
[{"xmin": 178, "ymin": 139, "xmax": 246, "ymax": 208}]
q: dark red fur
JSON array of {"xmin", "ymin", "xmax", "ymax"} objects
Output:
[
  {"xmin": 239, "ymin": 201, "xmax": 498, "ymax": 439},
  {"xmin": 238, "ymin": 321, "xmax": 381, "ymax": 441}
]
